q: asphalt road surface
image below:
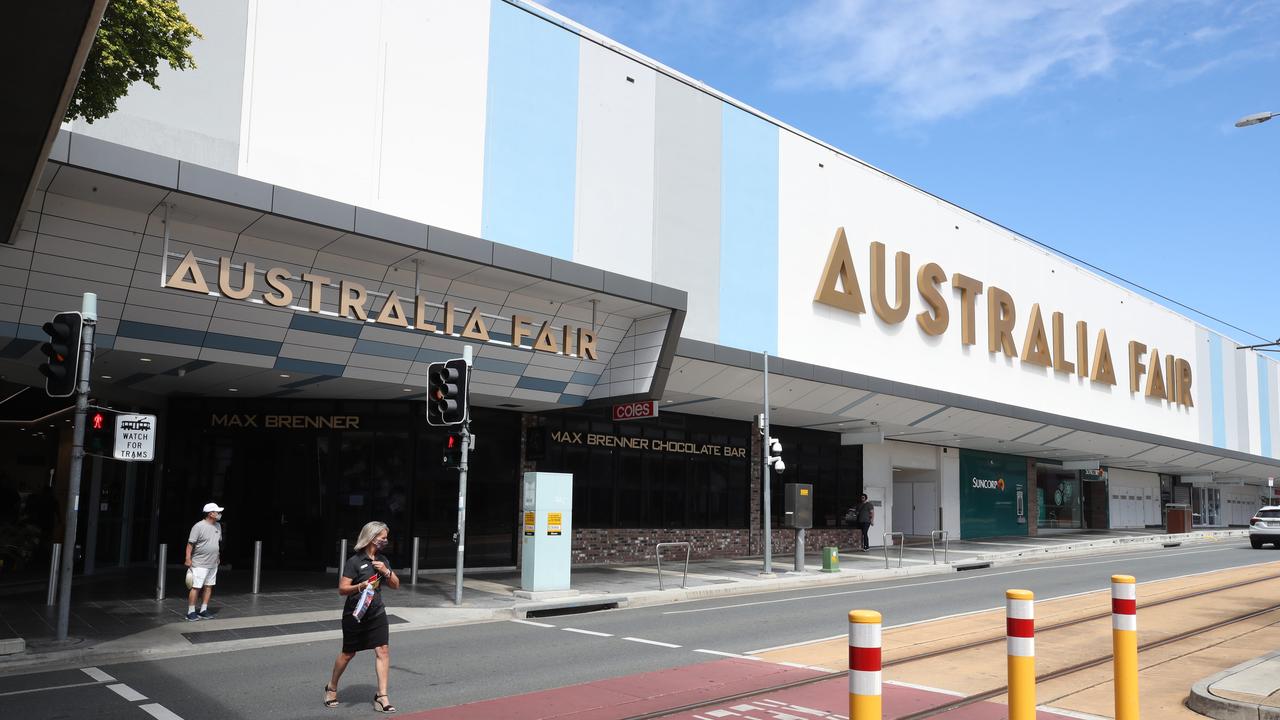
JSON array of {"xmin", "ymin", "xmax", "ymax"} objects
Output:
[{"xmin": 3, "ymin": 540, "xmax": 1276, "ymax": 720}]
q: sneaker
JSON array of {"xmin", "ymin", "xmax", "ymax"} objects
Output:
[
  {"xmin": 186, "ymin": 611, "xmax": 199, "ymax": 621},
  {"xmin": 198, "ymin": 610, "xmax": 214, "ymax": 619}
]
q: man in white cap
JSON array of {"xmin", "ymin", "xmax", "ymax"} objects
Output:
[{"xmin": 184, "ymin": 502, "xmax": 224, "ymax": 621}]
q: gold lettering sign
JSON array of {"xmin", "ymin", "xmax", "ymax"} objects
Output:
[
  {"xmin": 813, "ymin": 228, "xmax": 1193, "ymax": 407},
  {"xmin": 164, "ymin": 254, "xmax": 603, "ymax": 361},
  {"xmin": 211, "ymin": 414, "xmax": 361, "ymax": 430}
]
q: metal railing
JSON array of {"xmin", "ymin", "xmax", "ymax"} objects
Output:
[
  {"xmin": 46, "ymin": 543, "xmax": 61, "ymax": 606},
  {"xmin": 931, "ymin": 530, "xmax": 950, "ymax": 564},
  {"xmin": 655, "ymin": 542, "xmax": 691, "ymax": 590},
  {"xmin": 411, "ymin": 537, "xmax": 420, "ymax": 586},
  {"xmin": 882, "ymin": 532, "xmax": 905, "ymax": 569}
]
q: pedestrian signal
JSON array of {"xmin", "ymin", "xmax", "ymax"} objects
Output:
[
  {"xmin": 86, "ymin": 410, "xmax": 115, "ymax": 455},
  {"xmin": 442, "ymin": 432, "xmax": 464, "ymax": 468}
]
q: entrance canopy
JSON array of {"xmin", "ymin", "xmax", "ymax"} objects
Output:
[
  {"xmin": 667, "ymin": 339, "xmax": 1280, "ymax": 483},
  {"xmin": 0, "ymin": 132, "xmax": 685, "ymax": 413}
]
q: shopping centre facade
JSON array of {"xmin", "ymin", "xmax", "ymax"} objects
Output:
[{"xmin": 2, "ymin": 0, "xmax": 1278, "ymax": 574}]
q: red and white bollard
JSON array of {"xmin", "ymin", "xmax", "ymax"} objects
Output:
[
  {"xmin": 848, "ymin": 609, "xmax": 882, "ymax": 720},
  {"xmin": 1112, "ymin": 575, "xmax": 1139, "ymax": 720},
  {"xmin": 1006, "ymin": 589, "xmax": 1036, "ymax": 720}
]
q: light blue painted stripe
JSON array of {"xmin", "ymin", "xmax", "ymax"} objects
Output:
[
  {"xmin": 481, "ymin": 0, "xmax": 579, "ymax": 258},
  {"xmin": 718, "ymin": 104, "xmax": 778, "ymax": 353},
  {"xmin": 275, "ymin": 356, "xmax": 345, "ymax": 377},
  {"xmin": 569, "ymin": 371, "xmax": 600, "ymax": 385},
  {"xmin": 517, "ymin": 376, "xmax": 567, "ymax": 393},
  {"xmin": 1209, "ymin": 333, "xmax": 1226, "ymax": 447},
  {"xmin": 475, "ymin": 357, "xmax": 527, "ymax": 375},
  {"xmin": 1260, "ymin": 355, "xmax": 1272, "ymax": 457},
  {"xmin": 290, "ymin": 313, "xmax": 363, "ymax": 339}
]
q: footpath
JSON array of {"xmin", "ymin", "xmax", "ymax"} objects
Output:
[
  {"xmin": 1189, "ymin": 651, "xmax": 1280, "ymax": 720},
  {"xmin": 0, "ymin": 527, "xmax": 1246, "ymax": 677}
]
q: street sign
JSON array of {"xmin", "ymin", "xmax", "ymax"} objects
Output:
[
  {"xmin": 113, "ymin": 414, "xmax": 156, "ymax": 461},
  {"xmin": 612, "ymin": 400, "xmax": 658, "ymax": 422}
]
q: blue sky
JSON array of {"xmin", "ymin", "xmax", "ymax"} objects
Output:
[{"xmin": 541, "ymin": 0, "xmax": 1280, "ymax": 350}]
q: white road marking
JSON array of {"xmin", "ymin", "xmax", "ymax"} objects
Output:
[
  {"xmin": 80, "ymin": 667, "xmax": 115, "ymax": 683},
  {"xmin": 0, "ymin": 681, "xmax": 101, "ymax": 698},
  {"xmin": 139, "ymin": 704, "xmax": 186, "ymax": 720},
  {"xmin": 622, "ymin": 636, "xmax": 681, "ymax": 648},
  {"xmin": 563, "ymin": 627, "xmax": 612, "ymax": 637},
  {"xmin": 107, "ymin": 683, "xmax": 147, "ymax": 702},
  {"xmin": 510, "ymin": 619, "xmax": 554, "ymax": 628},
  {"xmin": 694, "ymin": 649, "xmax": 761, "ymax": 659},
  {"xmin": 671, "ymin": 545, "xmax": 1241, "ymax": 616},
  {"xmin": 884, "ymin": 679, "xmax": 966, "ymax": 697},
  {"xmin": 1037, "ymin": 705, "xmax": 1110, "ymax": 719}
]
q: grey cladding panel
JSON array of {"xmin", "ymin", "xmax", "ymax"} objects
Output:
[
  {"xmin": 271, "ymin": 187, "xmax": 354, "ymax": 231},
  {"xmin": 550, "ymin": 258, "xmax": 604, "ymax": 291},
  {"xmin": 354, "ymin": 207, "xmax": 429, "ymax": 249},
  {"xmin": 493, "ymin": 243, "xmax": 551, "ymax": 278},
  {"xmin": 428, "ymin": 226, "xmax": 493, "ymax": 265},
  {"xmin": 178, "ymin": 163, "xmax": 272, "ymax": 211}
]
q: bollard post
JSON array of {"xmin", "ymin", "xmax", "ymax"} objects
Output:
[
  {"xmin": 848, "ymin": 609, "xmax": 882, "ymax": 720},
  {"xmin": 338, "ymin": 538, "xmax": 347, "ymax": 573},
  {"xmin": 156, "ymin": 543, "xmax": 167, "ymax": 601},
  {"xmin": 1112, "ymin": 575, "xmax": 1139, "ymax": 720},
  {"xmin": 1006, "ymin": 589, "xmax": 1036, "ymax": 720},
  {"xmin": 411, "ymin": 537, "xmax": 420, "ymax": 587},
  {"xmin": 46, "ymin": 543, "xmax": 62, "ymax": 606},
  {"xmin": 252, "ymin": 540, "xmax": 262, "ymax": 595}
]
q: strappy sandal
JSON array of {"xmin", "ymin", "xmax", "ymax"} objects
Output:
[
  {"xmin": 373, "ymin": 694, "xmax": 397, "ymax": 713},
  {"xmin": 323, "ymin": 684, "xmax": 338, "ymax": 708}
]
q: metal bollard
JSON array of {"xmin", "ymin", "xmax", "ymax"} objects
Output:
[
  {"xmin": 848, "ymin": 609, "xmax": 883, "ymax": 720},
  {"xmin": 338, "ymin": 538, "xmax": 347, "ymax": 573},
  {"xmin": 46, "ymin": 543, "xmax": 62, "ymax": 606},
  {"xmin": 156, "ymin": 543, "xmax": 167, "ymax": 601},
  {"xmin": 1006, "ymin": 589, "xmax": 1036, "ymax": 720},
  {"xmin": 252, "ymin": 540, "xmax": 262, "ymax": 594},
  {"xmin": 411, "ymin": 537, "xmax": 420, "ymax": 587},
  {"xmin": 1112, "ymin": 575, "xmax": 1139, "ymax": 720}
]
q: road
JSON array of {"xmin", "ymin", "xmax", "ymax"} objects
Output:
[{"xmin": 3, "ymin": 540, "xmax": 1276, "ymax": 719}]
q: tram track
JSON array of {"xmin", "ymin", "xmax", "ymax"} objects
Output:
[{"xmin": 621, "ymin": 571, "xmax": 1280, "ymax": 720}]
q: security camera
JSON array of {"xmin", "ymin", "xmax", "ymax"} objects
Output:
[
  {"xmin": 773, "ymin": 459, "xmax": 785, "ymax": 473},
  {"xmin": 770, "ymin": 439, "xmax": 782, "ymax": 454}
]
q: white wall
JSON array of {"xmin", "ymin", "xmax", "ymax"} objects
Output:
[
  {"xmin": 1106, "ymin": 468, "xmax": 1161, "ymax": 528},
  {"xmin": 864, "ymin": 440, "xmax": 956, "ymax": 541},
  {"xmin": 940, "ymin": 447, "xmax": 961, "ymax": 536}
]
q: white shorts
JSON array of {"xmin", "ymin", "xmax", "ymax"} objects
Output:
[{"xmin": 191, "ymin": 566, "xmax": 218, "ymax": 588}]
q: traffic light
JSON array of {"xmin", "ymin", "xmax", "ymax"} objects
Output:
[
  {"xmin": 426, "ymin": 358, "xmax": 469, "ymax": 426},
  {"xmin": 85, "ymin": 410, "xmax": 115, "ymax": 456},
  {"xmin": 39, "ymin": 312, "xmax": 83, "ymax": 398},
  {"xmin": 442, "ymin": 432, "xmax": 464, "ymax": 468}
]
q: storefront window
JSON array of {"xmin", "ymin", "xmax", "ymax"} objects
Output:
[
  {"xmin": 1036, "ymin": 467, "xmax": 1082, "ymax": 529},
  {"xmin": 768, "ymin": 426, "xmax": 863, "ymax": 529},
  {"xmin": 535, "ymin": 410, "xmax": 751, "ymax": 529}
]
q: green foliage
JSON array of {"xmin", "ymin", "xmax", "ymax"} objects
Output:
[{"xmin": 65, "ymin": 0, "xmax": 202, "ymax": 124}]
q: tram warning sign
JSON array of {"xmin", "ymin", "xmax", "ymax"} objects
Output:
[{"xmin": 113, "ymin": 414, "xmax": 157, "ymax": 461}]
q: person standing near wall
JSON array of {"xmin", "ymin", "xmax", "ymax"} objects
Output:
[{"xmin": 851, "ymin": 494, "xmax": 874, "ymax": 551}]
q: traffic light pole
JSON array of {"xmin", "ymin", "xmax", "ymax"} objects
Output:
[
  {"xmin": 762, "ymin": 351, "xmax": 773, "ymax": 576},
  {"xmin": 454, "ymin": 345, "xmax": 473, "ymax": 606},
  {"xmin": 57, "ymin": 293, "xmax": 96, "ymax": 642}
]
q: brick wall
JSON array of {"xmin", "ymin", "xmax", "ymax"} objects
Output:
[{"xmin": 569, "ymin": 526, "xmax": 864, "ymax": 564}]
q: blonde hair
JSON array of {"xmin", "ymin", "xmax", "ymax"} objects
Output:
[{"xmin": 354, "ymin": 521, "xmax": 389, "ymax": 552}]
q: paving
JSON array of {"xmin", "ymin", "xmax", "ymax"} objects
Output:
[
  {"xmin": 0, "ymin": 527, "xmax": 1245, "ymax": 675},
  {"xmin": 1188, "ymin": 650, "xmax": 1280, "ymax": 720}
]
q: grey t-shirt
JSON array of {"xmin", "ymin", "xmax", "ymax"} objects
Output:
[
  {"xmin": 855, "ymin": 501, "xmax": 874, "ymax": 524},
  {"xmin": 188, "ymin": 521, "xmax": 222, "ymax": 568}
]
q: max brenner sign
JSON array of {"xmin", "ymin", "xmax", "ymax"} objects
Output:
[{"xmin": 164, "ymin": 252, "xmax": 598, "ymax": 359}]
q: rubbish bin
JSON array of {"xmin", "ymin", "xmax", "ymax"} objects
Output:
[
  {"xmin": 821, "ymin": 546, "xmax": 839, "ymax": 573},
  {"xmin": 1166, "ymin": 503, "xmax": 1191, "ymax": 534}
]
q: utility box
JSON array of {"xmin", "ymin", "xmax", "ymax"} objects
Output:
[
  {"xmin": 784, "ymin": 483, "xmax": 813, "ymax": 529},
  {"xmin": 821, "ymin": 546, "xmax": 839, "ymax": 572},
  {"xmin": 520, "ymin": 472, "xmax": 573, "ymax": 592}
]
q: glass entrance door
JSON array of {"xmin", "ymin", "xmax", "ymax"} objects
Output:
[{"xmin": 1193, "ymin": 487, "xmax": 1221, "ymax": 526}]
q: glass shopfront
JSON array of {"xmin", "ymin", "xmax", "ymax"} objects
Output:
[
  {"xmin": 162, "ymin": 399, "xmax": 521, "ymax": 571},
  {"xmin": 531, "ymin": 410, "xmax": 752, "ymax": 529},
  {"xmin": 1036, "ymin": 465, "xmax": 1083, "ymax": 529}
]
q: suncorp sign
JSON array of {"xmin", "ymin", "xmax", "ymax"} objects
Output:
[{"xmin": 972, "ymin": 477, "xmax": 1006, "ymax": 491}]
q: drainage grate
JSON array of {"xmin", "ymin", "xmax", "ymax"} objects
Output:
[
  {"xmin": 523, "ymin": 602, "xmax": 619, "ymax": 619},
  {"xmin": 954, "ymin": 562, "xmax": 991, "ymax": 571}
]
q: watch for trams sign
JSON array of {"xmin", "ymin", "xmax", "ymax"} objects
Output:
[{"xmin": 113, "ymin": 414, "xmax": 157, "ymax": 461}]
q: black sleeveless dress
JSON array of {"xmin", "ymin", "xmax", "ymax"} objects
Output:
[{"xmin": 340, "ymin": 553, "xmax": 390, "ymax": 652}]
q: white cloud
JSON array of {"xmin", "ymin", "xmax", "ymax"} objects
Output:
[{"xmin": 772, "ymin": 0, "xmax": 1144, "ymax": 121}]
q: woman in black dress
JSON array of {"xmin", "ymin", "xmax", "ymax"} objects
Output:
[{"xmin": 324, "ymin": 521, "xmax": 400, "ymax": 713}]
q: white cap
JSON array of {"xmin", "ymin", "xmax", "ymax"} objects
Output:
[{"xmin": 203, "ymin": 502, "xmax": 224, "ymax": 513}]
